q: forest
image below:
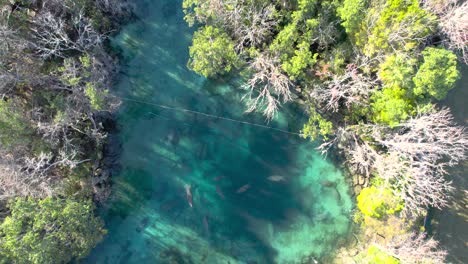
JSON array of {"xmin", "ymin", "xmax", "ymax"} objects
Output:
[
  {"xmin": 0, "ymin": 0, "xmax": 132, "ymax": 263},
  {"xmin": 183, "ymin": 0, "xmax": 467, "ymax": 263},
  {"xmin": 0, "ymin": 0, "xmax": 467, "ymax": 263}
]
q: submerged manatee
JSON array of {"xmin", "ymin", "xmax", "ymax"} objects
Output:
[
  {"xmin": 267, "ymin": 175, "xmax": 287, "ymax": 182},
  {"xmin": 320, "ymin": 180, "xmax": 337, "ymax": 188}
]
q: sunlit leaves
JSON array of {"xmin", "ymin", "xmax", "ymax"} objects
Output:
[
  {"xmin": 413, "ymin": 47, "xmax": 460, "ymax": 100},
  {"xmin": 357, "ymin": 186, "xmax": 404, "ymax": 218},
  {"xmin": 370, "ymin": 87, "xmax": 414, "ymax": 127},
  {"xmin": 0, "ymin": 197, "xmax": 106, "ymax": 264},
  {"xmin": 301, "ymin": 107, "xmax": 333, "ymax": 141},
  {"xmin": 188, "ymin": 26, "xmax": 239, "ymax": 77}
]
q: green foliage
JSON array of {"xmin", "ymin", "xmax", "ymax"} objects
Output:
[
  {"xmin": 359, "ymin": 245, "xmax": 400, "ymax": 264},
  {"xmin": 182, "ymin": 0, "xmax": 213, "ymax": 26},
  {"xmin": 413, "ymin": 47, "xmax": 460, "ymax": 100},
  {"xmin": 282, "ymin": 42, "xmax": 318, "ymax": 80},
  {"xmin": 301, "ymin": 107, "xmax": 333, "ymax": 141},
  {"xmin": 85, "ymin": 83, "xmax": 108, "ymax": 110},
  {"xmin": 80, "ymin": 54, "xmax": 92, "ymax": 68},
  {"xmin": 371, "ymin": 87, "xmax": 414, "ymax": 127},
  {"xmin": 361, "ymin": 0, "xmax": 436, "ymax": 56},
  {"xmin": 58, "ymin": 59, "xmax": 82, "ymax": 86},
  {"xmin": 357, "ymin": 186, "xmax": 403, "ymax": 218},
  {"xmin": 338, "ymin": 0, "xmax": 369, "ymax": 41},
  {"xmin": 0, "ymin": 99, "xmax": 33, "ymax": 149},
  {"xmin": 188, "ymin": 26, "xmax": 239, "ymax": 77},
  {"xmin": 0, "ymin": 197, "xmax": 106, "ymax": 264},
  {"xmin": 269, "ymin": 23, "xmax": 301, "ymax": 61},
  {"xmin": 379, "ymin": 53, "xmax": 416, "ymax": 89},
  {"xmin": 268, "ymin": 0, "xmax": 336, "ymax": 83}
]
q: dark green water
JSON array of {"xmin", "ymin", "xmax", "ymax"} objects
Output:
[{"xmin": 86, "ymin": 1, "xmax": 352, "ymax": 263}]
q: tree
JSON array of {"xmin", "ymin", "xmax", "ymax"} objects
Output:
[
  {"xmin": 188, "ymin": 26, "xmax": 239, "ymax": 77},
  {"xmin": 359, "ymin": 0, "xmax": 436, "ymax": 56},
  {"xmin": 338, "ymin": 0, "xmax": 369, "ymax": 42},
  {"xmin": 0, "ymin": 197, "xmax": 105, "ymax": 264},
  {"xmin": 31, "ymin": 10, "xmax": 105, "ymax": 58},
  {"xmin": 358, "ymin": 245, "xmax": 400, "ymax": 264},
  {"xmin": 312, "ymin": 59, "xmax": 377, "ymax": 112},
  {"xmin": 242, "ymin": 53, "xmax": 292, "ymax": 119},
  {"xmin": 269, "ymin": 22, "xmax": 300, "ymax": 61},
  {"xmin": 357, "ymin": 186, "xmax": 403, "ymax": 218},
  {"xmin": 378, "ymin": 53, "xmax": 416, "ymax": 90},
  {"xmin": 281, "ymin": 41, "xmax": 318, "ymax": 80},
  {"xmin": 422, "ymin": 0, "xmax": 468, "ymax": 64},
  {"xmin": 0, "ymin": 99, "xmax": 33, "ymax": 151},
  {"xmin": 370, "ymin": 86, "xmax": 414, "ymax": 127},
  {"xmin": 182, "ymin": 0, "xmax": 225, "ymax": 26},
  {"xmin": 384, "ymin": 232, "xmax": 448, "ymax": 263},
  {"xmin": 0, "ymin": 23, "xmax": 41, "ymax": 99},
  {"xmin": 301, "ymin": 107, "xmax": 333, "ymax": 141},
  {"xmin": 413, "ymin": 47, "xmax": 459, "ymax": 100}
]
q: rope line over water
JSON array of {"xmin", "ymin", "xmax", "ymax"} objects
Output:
[{"xmin": 116, "ymin": 96, "xmax": 304, "ymax": 136}]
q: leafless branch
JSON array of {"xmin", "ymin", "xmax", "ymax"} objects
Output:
[
  {"xmin": 311, "ymin": 59, "xmax": 378, "ymax": 112},
  {"xmin": 31, "ymin": 10, "xmax": 105, "ymax": 58},
  {"xmin": 242, "ymin": 53, "xmax": 293, "ymax": 120},
  {"xmin": 423, "ymin": 0, "xmax": 468, "ymax": 64},
  {"xmin": 383, "ymin": 232, "xmax": 448, "ymax": 263}
]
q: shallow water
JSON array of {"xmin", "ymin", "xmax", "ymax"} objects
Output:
[{"xmin": 85, "ymin": 1, "xmax": 353, "ymax": 263}]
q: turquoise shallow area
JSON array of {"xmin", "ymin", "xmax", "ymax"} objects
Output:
[{"xmin": 85, "ymin": 0, "xmax": 353, "ymax": 263}]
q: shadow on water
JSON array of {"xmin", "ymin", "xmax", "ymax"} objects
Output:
[
  {"xmin": 437, "ymin": 63, "xmax": 468, "ymax": 264},
  {"xmin": 84, "ymin": 0, "xmax": 353, "ymax": 263}
]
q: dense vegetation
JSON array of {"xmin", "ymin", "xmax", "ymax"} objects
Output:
[
  {"xmin": 183, "ymin": 0, "xmax": 468, "ymax": 262},
  {"xmin": 0, "ymin": 0, "xmax": 133, "ymax": 262}
]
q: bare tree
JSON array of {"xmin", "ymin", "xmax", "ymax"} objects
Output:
[
  {"xmin": 35, "ymin": 54, "xmax": 115, "ymax": 150},
  {"xmin": 227, "ymin": 3, "xmax": 277, "ymax": 51},
  {"xmin": 0, "ymin": 149, "xmax": 93, "ymax": 202},
  {"xmin": 313, "ymin": 11, "xmax": 341, "ymax": 48},
  {"xmin": 370, "ymin": 107, "xmax": 467, "ymax": 213},
  {"xmin": 423, "ymin": 0, "xmax": 468, "ymax": 63},
  {"xmin": 31, "ymin": 10, "xmax": 105, "ymax": 58},
  {"xmin": 383, "ymin": 232, "xmax": 448, "ymax": 263},
  {"xmin": 0, "ymin": 152, "xmax": 55, "ymax": 201},
  {"xmin": 184, "ymin": 0, "xmax": 277, "ymax": 51},
  {"xmin": 377, "ymin": 107, "xmax": 468, "ymax": 168},
  {"xmin": 311, "ymin": 61, "xmax": 377, "ymax": 112},
  {"xmin": 376, "ymin": 108, "xmax": 466, "ymax": 212},
  {"xmin": 242, "ymin": 53, "xmax": 293, "ymax": 119},
  {"xmin": 94, "ymin": 0, "xmax": 135, "ymax": 16},
  {"xmin": 320, "ymin": 107, "xmax": 467, "ymax": 215}
]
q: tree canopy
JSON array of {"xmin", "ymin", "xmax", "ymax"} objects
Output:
[
  {"xmin": 413, "ymin": 47, "xmax": 460, "ymax": 100},
  {"xmin": 0, "ymin": 197, "xmax": 106, "ymax": 264},
  {"xmin": 357, "ymin": 186, "xmax": 404, "ymax": 218},
  {"xmin": 188, "ymin": 25, "xmax": 239, "ymax": 77}
]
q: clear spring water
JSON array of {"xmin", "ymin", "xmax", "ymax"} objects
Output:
[{"xmin": 85, "ymin": 1, "xmax": 353, "ymax": 263}]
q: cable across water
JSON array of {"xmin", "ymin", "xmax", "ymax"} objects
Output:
[{"xmin": 115, "ymin": 96, "xmax": 304, "ymax": 136}]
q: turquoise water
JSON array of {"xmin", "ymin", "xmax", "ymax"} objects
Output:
[{"xmin": 85, "ymin": 1, "xmax": 353, "ymax": 263}]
